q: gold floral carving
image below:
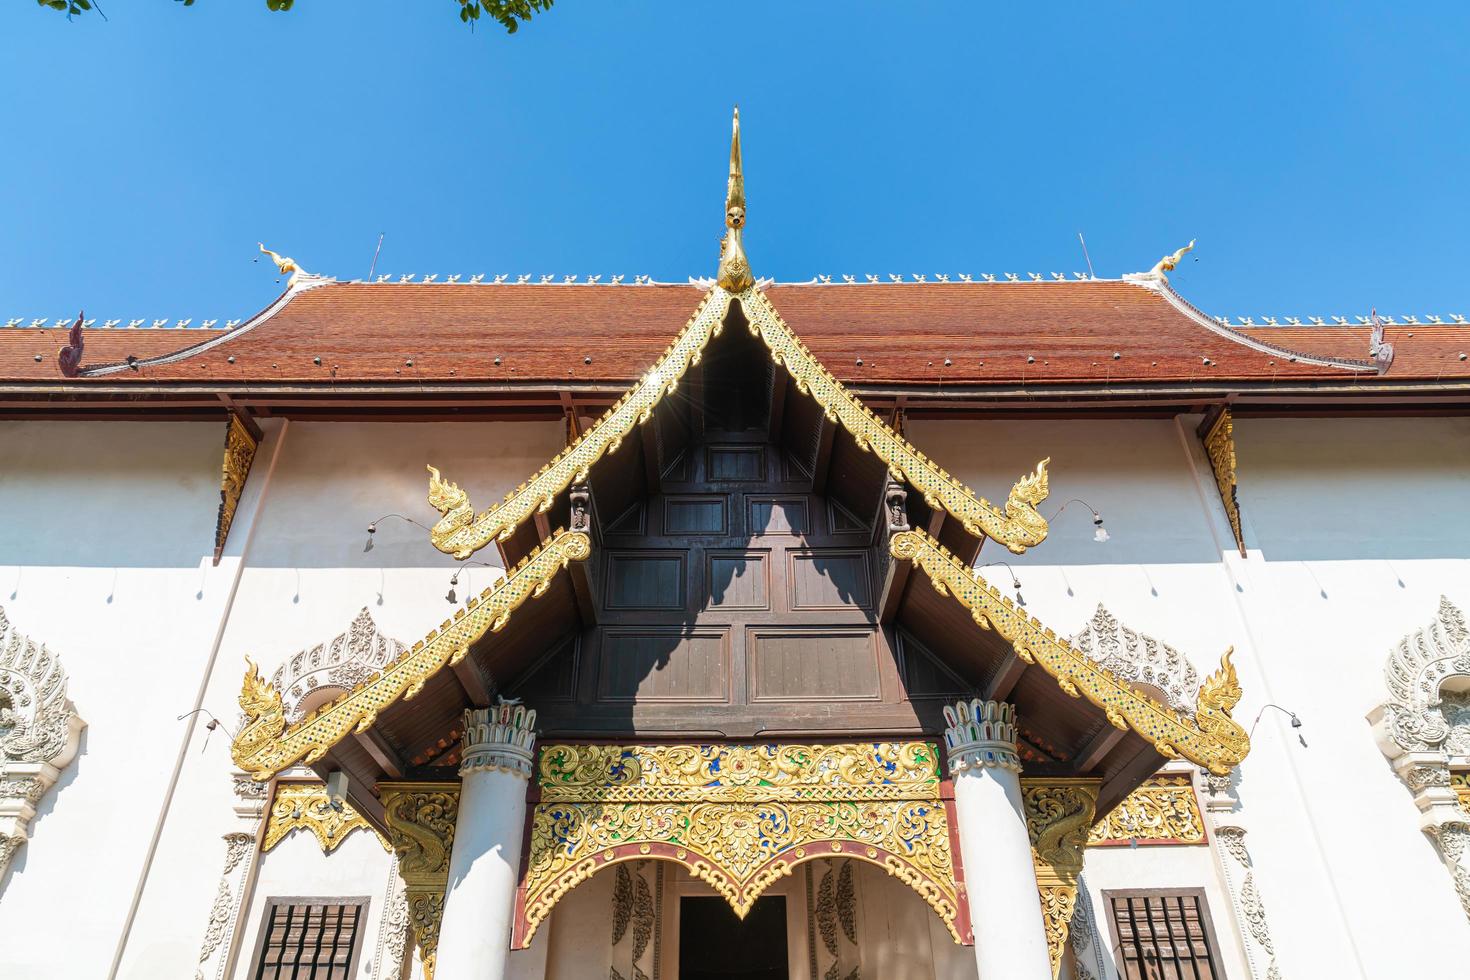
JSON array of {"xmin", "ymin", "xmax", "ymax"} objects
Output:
[
  {"xmin": 426, "ymin": 287, "xmax": 1049, "ymax": 562},
  {"xmin": 1021, "ymin": 779, "xmax": 1100, "ymax": 979},
  {"xmin": 1202, "ymin": 409, "xmax": 1246, "ymax": 557},
  {"xmin": 214, "ymin": 413, "xmax": 258, "ymax": 563},
  {"xmin": 380, "ymin": 783, "xmax": 460, "ymax": 980},
  {"xmin": 1454, "ymin": 772, "xmax": 1470, "ymax": 815},
  {"xmin": 262, "ymin": 781, "xmax": 387, "ymax": 855},
  {"xmin": 426, "ymin": 290, "xmax": 732, "ymax": 558},
  {"xmin": 520, "ymin": 742, "xmax": 962, "ymax": 947},
  {"xmin": 1087, "ymin": 775, "xmax": 1205, "ymax": 846},
  {"xmin": 889, "ymin": 527, "xmax": 1251, "ymax": 775},
  {"xmin": 740, "ymin": 287, "xmax": 1051, "ymax": 554},
  {"xmin": 231, "ymin": 528, "xmax": 591, "ymax": 780}
]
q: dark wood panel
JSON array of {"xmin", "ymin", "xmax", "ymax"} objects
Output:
[
  {"xmin": 749, "ymin": 627, "xmax": 881, "ymax": 702},
  {"xmin": 664, "ymin": 495, "xmax": 729, "ymax": 535},
  {"xmin": 707, "ymin": 551, "xmax": 769, "ymax": 610},
  {"xmin": 605, "ymin": 552, "xmax": 686, "ymax": 610},
  {"xmin": 896, "ymin": 629, "xmax": 970, "ymax": 699},
  {"xmin": 506, "ymin": 636, "xmax": 580, "ymax": 703},
  {"xmin": 598, "ymin": 627, "xmax": 729, "ymax": 702},
  {"xmin": 748, "ymin": 495, "xmax": 808, "ymax": 535},
  {"xmin": 788, "ymin": 549, "xmax": 872, "ymax": 610},
  {"xmin": 708, "ymin": 445, "xmax": 766, "ymax": 481},
  {"xmin": 828, "ymin": 498, "xmax": 869, "ymax": 535}
]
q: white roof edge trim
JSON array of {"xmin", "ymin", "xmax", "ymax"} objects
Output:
[
  {"xmin": 78, "ymin": 275, "xmax": 336, "ymax": 378},
  {"xmin": 1125, "ymin": 276, "xmax": 1378, "ymax": 373}
]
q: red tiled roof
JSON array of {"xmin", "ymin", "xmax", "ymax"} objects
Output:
[{"xmin": 2, "ymin": 279, "xmax": 1465, "ymax": 388}]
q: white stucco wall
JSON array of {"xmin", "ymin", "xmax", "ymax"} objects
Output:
[{"xmin": 5, "ymin": 411, "xmax": 1469, "ymax": 979}]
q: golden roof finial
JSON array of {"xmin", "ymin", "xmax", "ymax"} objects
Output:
[{"xmin": 716, "ymin": 107, "xmax": 754, "ymax": 292}]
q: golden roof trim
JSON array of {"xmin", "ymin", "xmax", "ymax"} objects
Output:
[
  {"xmin": 427, "ymin": 289, "xmax": 733, "ymax": 558},
  {"xmin": 232, "ymin": 527, "xmax": 592, "ymax": 779},
  {"xmin": 742, "ymin": 288, "xmax": 1050, "ymax": 553},
  {"xmin": 889, "ymin": 527, "xmax": 1250, "ymax": 774}
]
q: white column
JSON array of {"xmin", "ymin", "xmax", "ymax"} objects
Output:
[
  {"xmin": 434, "ymin": 701, "xmax": 537, "ymax": 980},
  {"xmin": 944, "ymin": 698, "xmax": 1053, "ymax": 980}
]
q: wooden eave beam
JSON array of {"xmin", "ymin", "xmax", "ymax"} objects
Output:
[
  {"xmin": 767, "ymin": 366, "xmax": 787, "ymax": 443},
  {"xmin": 639, "ymin": 417, "xmax": 662, "ymax": 494},
  {"xmin": 451, "ymin": 657, "xmax": 495, "ymax": 707},
  {"xmin": 353, "ymin": 728, "xmax": 407, "ymax": 780},
  {"xmin": 810, "ymin": 415, "xmax": 837, "ymax": 495},
  {"xmin": 878, "ymin": 545, "xmax": 911, "ymax": 624},
  {"xmin": 984, "ymin": 648, "xmax": 1028, "ymax": 703},
  {"xmin": 1073, "ymin": 724, "xmax": 1128, "ymax": 775},
  {"xmin": 1098, "ymin": 742, "xmax": 1165, "ymax": 815}
]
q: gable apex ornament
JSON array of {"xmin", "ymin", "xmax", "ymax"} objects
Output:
[
  {"xmin": 1124, "ymin": 239, "xmax": 1195, "ymax": 285},
  {"xmin": 716, "ymin": 107, "xmax": 754, "ymax": 293},
  {"xmin": 1070, "ymin": 604, "xmax": 1202, "ymax": 714}
]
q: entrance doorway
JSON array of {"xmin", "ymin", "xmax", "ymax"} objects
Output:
[{"xmin": 678, "ymin": 896, "xmax": 789, "ymax": 980}]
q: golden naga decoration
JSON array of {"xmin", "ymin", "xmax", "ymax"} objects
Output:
[
  {"xmin": 1087, "ymin": 774, "xmax": 1205, "ymax": 846},
  {"xmin": 257, "ymin": 242, "xmax": 308, "ymax": 282},
  {"xmin": 426, "ymin": 290, "xmax": 732, "ymax": 558},
  {"xmin": 231, "ymin": 528, "xmax": 591, "ymax": 779},
  {"xmin": 517, "ymin": 742, "xmax": 965, "ymax": 947},
  {"xmin": 262, "ymin": 781, "xmax": 386, "ymax": 855},
  {"xmin": 1020, "ymin": 779, "xmax": 1100, "ymax": 979},
  {"xmin": 214, "ymin": 414, "xmax": 258, "ymax": 565},
  {"xmin": 1202, "ymin": 409, "xmax": 1247, "ymax": 557},
  {"xmin": 380, "ymin": 783, "xmax": 460, "ymax": 980},
  {"xmin": 741, "ymin": 288, "xmax": 1052, "ymax": 553},
  {"xmin": 889, "ymin": 527, "xmax": 1251, "ymax": 774},
  {"xmin": 716, "ymin": 107, "xmax": 753, "ymax": 293}
]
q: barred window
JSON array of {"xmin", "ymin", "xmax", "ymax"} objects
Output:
[
  {"xmin": 1104, "ymin": 888, "xmax": 1223, "ymax": 980},
  {"xmin": 252, "ymin": 898, "xmax": 367, "ymax": 980}
]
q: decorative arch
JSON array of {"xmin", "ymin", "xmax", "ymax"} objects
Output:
[
  {"xmin": 1369, "ymin": 595, "xmax": 1470, "ymax": 919},
  {"xmin": 1070, "ymin": 603, "xmax": 1202, "ymax": 715},
  {"xmin": 269, "ymin": 608, "xmax": 407, "ymax": 724},
  {"xmin": 514, "ymin": 742, "xmax": 968, "ymax": 947},
  {"xmin": 0, "ymin": 605, "xmax": 85, "ymax": 882}
]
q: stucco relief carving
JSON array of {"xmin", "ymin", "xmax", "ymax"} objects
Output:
[
  {"xmin": 194, "ymin": 832, "xmax": 256, "ymax": 980},
  {"xmin": 1199, "ymin": 770, "xmax": 1284, "ymax": 980},
  {"xmin": 1070, "ymin": 604, "xmax": 1201, "ymax": 714},
  {"xmin": 0, "ymin": 605, "xmax": 85, "ymax": 883},
  {"xmin": 1369, "ymin": 596, "xmax": 1470, "ymax": 921},
  {"xmin": 270, "ymin": 607, "xmax": 407, "ymax": 723}
]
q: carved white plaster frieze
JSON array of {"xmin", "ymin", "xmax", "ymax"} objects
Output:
[
  {"xmin": 270, "ymin": 608, "xmax": 407, "ymax": 723},
  {"xmin": 1370, "ymin": 595, "xmax": 1470, "ymax": 921},
  {"xmin": 0, "ymin": 605, "xmax": 85, "ymax": 883},
  {"xmin": 1070, "ymin": 604, "xmax": 1201, "ymax": 713}
]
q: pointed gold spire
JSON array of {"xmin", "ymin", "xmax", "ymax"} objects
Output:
[{"xmin": 717, "ymin": 107, "xmax": 754, "ymax": 292}]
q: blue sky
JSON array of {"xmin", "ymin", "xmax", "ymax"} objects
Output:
[{"xmin": 3, "ymin": 2, "xmax": 1467, "ymax": 323}]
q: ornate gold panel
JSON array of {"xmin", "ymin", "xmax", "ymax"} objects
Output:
[
  {"xmin": 1202, "ymin": 409, "xmax": 1246, "ymax": 557},
  {"xmin": 1454, "ymin": 771, "xmax": 1470, "ymax": 815},
  {"xmin": 1087, "ymin": 775, "xmax": 1205, "ymax": 845},
  {"xmin": 231, "ymin": 528, "xmax": 591, "ymax": 780},
  {"xmin": 380, "ymin": 782, "xmax": 460, "ymax": 980},
  {"xmin": 262, "ymin": 781, "xmax": 386, "ymax": 855},
  {"xmin": 889, "ymin": 527, "xmax": 1251, "ymax": 775},
  {"xmin": 518, "ymin": 742, "xmax": 965, "ymax": 948},
  {"xmin": 1021, "ymin": 778, "xmax": 1099, "ymax": 979},
  {"xmin": 214, "ymin": 413, "xmax": 258, "ymax": 563}
]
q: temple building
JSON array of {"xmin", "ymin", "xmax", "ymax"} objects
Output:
[{"xmin": 3, "ymin": 111, "xmax": 1470, "ymax": 979}]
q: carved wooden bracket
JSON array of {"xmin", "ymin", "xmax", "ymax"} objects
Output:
[
  {"xmin": 380, "ymin": 782, "xmax": 461, "ymax": 980},
  {"xmin": 1198, "ymin": 408, "xmax": 1246, "ymax": 557},
  {"xmin": 1020, "ymin": 777, "xmax": 1100, "ymax": 979},
  {"xmin": 214, "ymin": 412, "xmax": 261, "ymax": 565}
]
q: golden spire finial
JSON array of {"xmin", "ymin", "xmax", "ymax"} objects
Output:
[{"xmin": 717, "ymin": 106, "xmax": 754, "ymax": 292}]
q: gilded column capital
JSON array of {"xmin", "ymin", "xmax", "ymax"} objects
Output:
[
  {"xmin": 1020, "ymin": 778, "xmax": 1100, "ymax": 979},
  {"xmin": 460, "ymin": 699, "xmax": 537, "ymax": 779},
  {"xmin": 942, "ymin": 698, "xmax": 1021, "ymax": 773}
]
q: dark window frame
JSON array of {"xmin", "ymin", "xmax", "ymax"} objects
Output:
[
  {"xmin": 1101, "ymin": 887, "xmax": 1226, "ymax": 980},
  {"xmin": 247, "ymin": 895, "xmax": 372, "ymax": 980}
]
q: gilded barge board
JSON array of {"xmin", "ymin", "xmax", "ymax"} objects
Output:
[
  {"xmin": 888, "ymin": 527, "xmax": 1251, "ymax": 775},
  {"xmin": 427, "ymin": 285, "xmax": 1050, "ymax": 560},
  {"xmin": 231, "ymin": 528, "xmax": 592, "ymax": 780}
]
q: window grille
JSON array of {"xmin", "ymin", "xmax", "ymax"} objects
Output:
[
  {"xmin": 252, "ymin": 899, "xmax": 366, "ymax": 980},
  {"xmin": 1104, "ymin": 889, "xmax": 1223, "ymax": 980}
]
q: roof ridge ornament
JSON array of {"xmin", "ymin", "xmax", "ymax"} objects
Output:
[
  {"xmin": 1123, "ymin": 239, "xmax": 1195, "ymax": 285},
  {"xmin": 716, "ymin": 107, "xmax": 754, "ymax": 293}
]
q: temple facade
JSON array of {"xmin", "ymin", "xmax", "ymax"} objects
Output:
[{"xmin": 2, "ymin": 112, "xmax": 1469, "ymax": 979}]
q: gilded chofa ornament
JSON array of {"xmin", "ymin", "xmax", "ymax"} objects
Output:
[
  {"xmin": 424, "ymin": 113, "xmax": 1051, "ymax": 562},
  {"xmin": 262, "ymin": 781, "xmax": 386, "ymax": 854},
  {"xmin": 716, "ymin": 107, "xmax": 753, "ymax": 293},
  {"xmin": 518, "ymin": 742, "xmax": 964, "ymax": 947},
  {"xmin": 1021, "ymin": 779, "xmax": 1100, "ymax": 979},
  {"xmin": 231, "ymin": 528, "xmax": 591, "ymax": 779},
  {"xmin": 889, "ymin": 527, "xmax": 1251, "ymax": 774},
  {"xmin": 380, "ymin": 783, "xmax": 460, "ymax": 980}
]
